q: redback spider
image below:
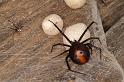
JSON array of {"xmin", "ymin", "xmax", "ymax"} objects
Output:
[
  {"xmin": 8, "ymin": 20, "xmax": 24, "ymax": 33},
  {"xmin": 49, "ymin": 20, "xmax": 102, "ymax": 74}
]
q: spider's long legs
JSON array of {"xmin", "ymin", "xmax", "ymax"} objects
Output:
[
  {"xmin": 66, "ymin": 54, "xmax": 71, "ymax": 70},
  {"xmin": 9, "ymin": 27, "xmax": 16, "ymax": 30},
  {"xmin": 8, "ymin": 20, "xmax": 18, "ymax": 28},
  {"xmin": 86, "ymin": 43, "xmax": 102, "ymax": 59},
  {"xmin": 69, "ymin": 69, "xmax": 87, "ymax": 75},
  {"xmin": 51, "ymin": 43, "xmax": 71, "ymax": 52},
  {"xmin": 49, "ymin": 20, "xmax": 72, "ymax": 45},
  {"xmin": 65, "ymin": 54, "xmax": 87, "ymax": 75},
  {"xmin": 81, "ymin": 37, "xmax": 101, "ymax": 44},
  {"xmin": 85, "ymin": 44, "xmax": 92, "ymax": 56},
  {"xmin": 78, "ymin": 21, "xmax": 97, "ymax": 42},
  {"xmin": 52, "ymin": 50, "xmax": 69, "ymax": 59}
]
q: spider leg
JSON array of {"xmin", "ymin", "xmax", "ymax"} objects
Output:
[
  {"xmin": 85, "ymin": 44, "xmax": 92, "ymax": 56},
  {"xmin": 65, "ymin": 54, "xmax": 87, "ymax": 75},
  {"xmin": 86, "ymin": 43, "xmax": 102, "ymax": 59},
  {"xmin": 66, "ymin": 54, "xmax": 71, "ymax": 70},
  {"xmin": 9, "ymin": 27, "xmax": 16, "ymax": 30},
  {"xmin": 51, "ymin": 43, "xmax": 71, "ymax": 52},
  {"xmin": 8, "ymin": 20, "xmax": 18, "ymax": 29},
  {"xmin": 49, "ymin": 20, "xmax": 72, "ymax": 45},
  {"xmin": 78, "ymin": 21, "xmax": 97, "ymax": 42},
  {"xmin": 16, "ymin": 22, "xmax": 23, "ymax": 28},
  {"xmin": 52, "ymin": 50, "xmax": 69, "ymax": 59},
  {"xmin": 81, "ymin": 37, "xmax": 101, "ymax": 44}
]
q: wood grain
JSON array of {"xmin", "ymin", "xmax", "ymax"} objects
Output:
[
  {"xmin": 97, "ymin": 0, "xmax": 124, "ymax": 32},
  {"xmin": 0, "ymin": 0, "xmax": 123, "ymax": 82}
]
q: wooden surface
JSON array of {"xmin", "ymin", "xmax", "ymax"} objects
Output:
[
  {"xmin": 97, "ymin": 0, "xmax": 124, "ymax": 32},
  {"xmin": 0, "ymin": 0, "xmax": 123, "ymax": 82},
  {"xmin": 106, "ymin": 15, "xmax": 124, "ymax": 70}
]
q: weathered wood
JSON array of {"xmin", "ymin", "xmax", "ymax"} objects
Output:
[
  {"xmin": 0, "ymin": 0, "xmax": 123, "ymax": 82},
  {"xmin": 106, "ymin": 15, "xmax": 124, "ymax": 70},
  {"xmin": 97, "ymin": 0, "xmax": 124, "ymax": 32}
]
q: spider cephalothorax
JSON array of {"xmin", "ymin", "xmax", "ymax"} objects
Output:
[{"xmin": 49, "ymin": 20, "xmax": 101, "ymax": 74}]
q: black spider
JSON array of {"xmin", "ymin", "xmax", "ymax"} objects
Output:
[
  {"xmin": 49, "ymin": 20, "xmax": 101, "ymax": 74},
  {"xmin": 8, "ymin": 20, "xmax": 24, "ymax": 33}
]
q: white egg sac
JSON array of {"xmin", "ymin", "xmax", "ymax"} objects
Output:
[
  {"xmin": 63, "ymin": 23, "xmax": 91, "ymax": 50},
  {"xmin": 42, "ymin": 14, "xmax": 63, "ymax": 35},
  {"xmin": 64, "ymin": 0, "xmax": 86, "ymax": 9}
]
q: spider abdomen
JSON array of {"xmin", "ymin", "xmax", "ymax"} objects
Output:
[
  {"xmin": 69, "ymin": 43, "xmax": 90, "ymax": 65},
  {"xmin": 70, "ymin": 50, "xmax": 90, "ymax": 65}
]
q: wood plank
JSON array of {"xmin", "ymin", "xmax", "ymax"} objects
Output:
[
  {"xmin": 0, "ymin": 0, "xmax": 123, "ymax": 82},
  {"xmin": 97, "ymin": 0, "xmax": 124, "ymax": 32}
]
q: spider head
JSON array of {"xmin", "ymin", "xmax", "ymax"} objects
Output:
[{"xmin": 69, "ymin": 42, "xmax": 90, "ymax": 65}]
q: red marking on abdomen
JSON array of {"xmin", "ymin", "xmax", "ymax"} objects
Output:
[{"xmin": 75, "ymin": 50, "xmax": 87, "ymax": 64}]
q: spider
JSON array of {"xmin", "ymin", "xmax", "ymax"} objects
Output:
[
  {"xmin": 49, "ymin": 20, "xmax": 101, "ymax": 74},
  {"xmin": 8, "ymin": 20, "xmax": 24, "ymax": 33}
]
